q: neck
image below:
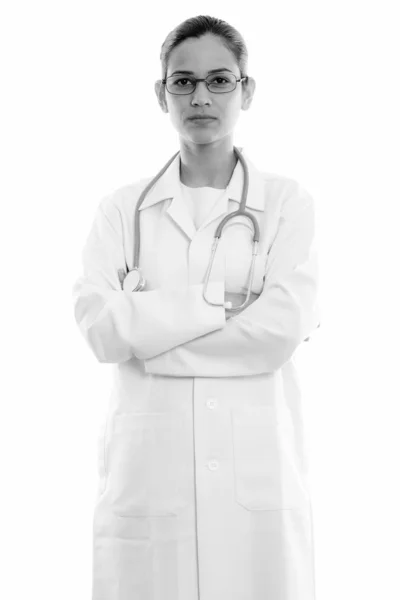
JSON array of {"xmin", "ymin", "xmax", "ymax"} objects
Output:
[{"xmin": 179, "ymin": 140, "xmax": 238, "ymax": 189}]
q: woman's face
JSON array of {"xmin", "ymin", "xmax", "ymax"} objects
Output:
[{"xmin": 155, "ymin": 34, "xmax": 255, "ymax": 146}]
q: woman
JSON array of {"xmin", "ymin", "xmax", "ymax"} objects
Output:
[{"xmin": 72, "ymin": 14, "xmax": 321, "ymax": 600}]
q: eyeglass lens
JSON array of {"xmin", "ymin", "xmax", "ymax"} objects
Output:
[{"xmin": 167, "ymin": 72, "xmax": 237, "ymax": 94}]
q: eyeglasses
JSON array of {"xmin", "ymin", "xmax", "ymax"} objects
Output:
[{"xmin": 162, "ymin": 72, "xmax": 249, "ymax": 95}]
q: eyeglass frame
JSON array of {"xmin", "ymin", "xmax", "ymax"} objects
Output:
[{"xmin": 161, "ymin": 72, "xmax": 249, "ymax": 95}]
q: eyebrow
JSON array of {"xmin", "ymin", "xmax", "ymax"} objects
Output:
[{"xmin": 169, "ymin": 67, "xmax": 234, "ymax": 76}]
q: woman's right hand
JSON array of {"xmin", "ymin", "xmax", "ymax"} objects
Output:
[{"xmin": 224, "ymin": 291, "xmax": 259, "ymax": 319}]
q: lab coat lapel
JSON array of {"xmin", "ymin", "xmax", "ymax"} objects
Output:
[
  {"xmin": 167, "ymin": 191, "xmax": 197, "ymax": 240},
  {"xmin": 196, "ymin": 148, "xmax": 265, "ymax": 232},
  {"xmin": 138, "ymin": 147, "xmax": 265, "ymax": 241}
]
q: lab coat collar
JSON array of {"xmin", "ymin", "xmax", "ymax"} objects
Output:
[{"xmin": 138, "ymin": 147, "xmax": 265, "ymax": 213}]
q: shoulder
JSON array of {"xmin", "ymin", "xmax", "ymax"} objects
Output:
[
  {"xmin": 96, "ymin": 176, "xmax": 153, "ymax": 221},
  {"xmin": 259, "ymin": 170, "xmax": 316, "ymax": 219}
]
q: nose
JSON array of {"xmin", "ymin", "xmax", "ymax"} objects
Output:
[{"xmin": 191, "ymin": 80, "xmax": 212, "ymax": 104}]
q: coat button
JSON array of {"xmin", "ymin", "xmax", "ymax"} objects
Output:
[
  {"xmin": 206, "ymin": 398, "xmax": 218, "ymax": 409},
  {"xmin": 208, "ymin": 460, "xmax": 219, "ymax": 471}
]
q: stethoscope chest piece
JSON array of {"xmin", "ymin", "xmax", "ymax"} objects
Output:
[{"xmin": 122, "ymin": 268, "xmax": 145, "ymax": 292}]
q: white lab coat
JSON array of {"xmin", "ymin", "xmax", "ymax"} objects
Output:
[{"xmin": 72, "ymin": 148, "xmax": 320, "ymax": 600}]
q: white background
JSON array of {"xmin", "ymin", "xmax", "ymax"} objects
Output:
[{"xmin": 1, "ymin": 1, "xmax": 399, "ymax": 598}]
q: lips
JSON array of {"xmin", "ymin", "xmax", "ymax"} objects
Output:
[{"xmin": 188, "ymin": 115, "xmax": 216, "ymax": 120}]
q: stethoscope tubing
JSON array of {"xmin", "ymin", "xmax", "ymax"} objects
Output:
[{"xmin": 122, "ymin": 146, "xmax": 260, "ymax": 311}]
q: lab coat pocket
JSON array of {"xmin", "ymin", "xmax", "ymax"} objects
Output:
[
  {"xmin": 231, "ymin": 406, "xmax": 307, "ymax": 511},
  {"xmin": 106, "ymin": 412, "xmax": 187, "ymax": 517}
]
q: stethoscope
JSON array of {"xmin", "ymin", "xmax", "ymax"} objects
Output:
[{"xmin": 120, "ymin": 145, "xmax": 260, "ymax": 312}]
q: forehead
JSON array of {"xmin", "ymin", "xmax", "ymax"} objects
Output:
[{"xmin": 168, "ymin": 34, "xmax": 236, "ymax": 75}]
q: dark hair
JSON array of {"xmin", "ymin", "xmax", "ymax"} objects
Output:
[{"xmin": 160, "ymin": 15, "xmax": 249, "ymax": 81}]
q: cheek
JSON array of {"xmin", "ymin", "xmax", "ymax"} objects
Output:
[
  {"xmin": 229, "ymin": 99, "xmax": 243, "ymax": 119},
  {"xmin": 220, "ymin": 102, "xmax": 241, "ymax": 127},
  {"xmin": 169, "ymin": 111, "xmax": 188, "ymax": 135},
  {"xmin": 166, "ymin": 99, "xmax": 185, "ymax": 122}
]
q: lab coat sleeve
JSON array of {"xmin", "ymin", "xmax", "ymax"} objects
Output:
[
  {"xmin": 143, "ymin": 184, "xmax": 320, "ymax": 377},
  {"xmin": 72, "ymin": 195, "xmax": 226, "ymax": 363}
]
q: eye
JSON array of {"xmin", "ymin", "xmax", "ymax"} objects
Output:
[
  {"xmin": 174, "ymin": 78, "xmax": 193, "ymax": 87},
  {"xmin": 210, "ymin": 76, "xmax": 229, "ymax": 84}
]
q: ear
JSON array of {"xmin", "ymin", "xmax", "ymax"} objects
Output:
[
  {"xmin": 154, "ymin": 80, "xmax": 169, "ymax": 114},
  {"xmin": 241, "ymin": 76, "xmax": 256, "ymax": 111}
]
